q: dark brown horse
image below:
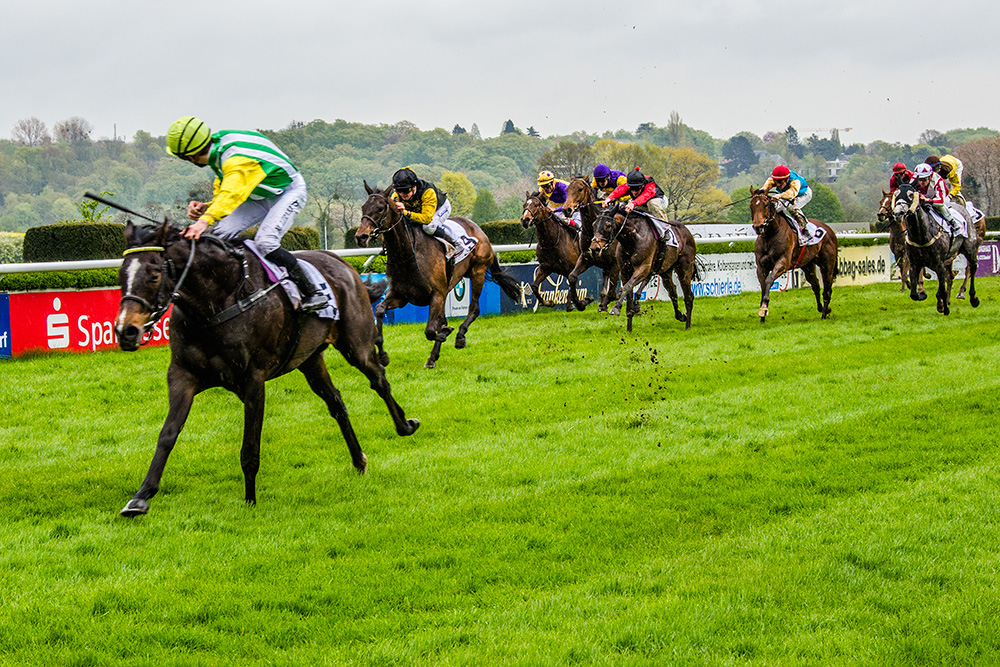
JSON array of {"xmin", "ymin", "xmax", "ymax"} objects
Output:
[
  {"xmin": 520, "ymin": 193, "xmax": 592, "ymax": 310},
  {"xmin": 891, "ymin": 183, "xmax": 979, "ymax": 313},
  {"xmin": 878, "ymin": 189, "xmax": 922, "ymax": 295},
  {"xmin": 590, "ymin": 205, "xmax": 699, "ymax": 332},
  {"xmin": 954, "ymin": 204, "xmax": 986, "ymax": 301},
  {"xmin": 562, "ymin": 177, "xmax": 621, "ymax": 311},
  {"xmin": 115, "ymin": 222, "xmax": 419, "ymax": 516},
  {"xmin": 750, "ymin": 190, "xmax": 838, "ymax": 323},
  {"xmin": 356, "ymin": 182, "xmax": 521, "ymax": 369}
]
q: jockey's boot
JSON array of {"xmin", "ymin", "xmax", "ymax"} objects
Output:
[
  {"xmin": 266, "ymin": 248, "xmax": 328, "ymax": 312},
  {"xmin": 948, "ymin": 232, "xmax": 966, "ymax": 257},
  {"xmin": 433, "ymin": 225, "xmax": 477, "ymax": 263},
  {"xmin": 789, "ymin": 208, "xmax": 811, "ymax": 244}
]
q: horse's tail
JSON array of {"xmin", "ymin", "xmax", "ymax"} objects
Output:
[
  {"xmin": 487, "ymin": 256, "xmax": 523, "ymax": 301},
  {"xmin": 364, "ymin": 278, "xmax": 389, "ymax": 305}
]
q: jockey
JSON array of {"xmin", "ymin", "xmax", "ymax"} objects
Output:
[
  {"xmin": 590, "ymin": 164, "xmax": 628, "ymax": 201},
  {"xmin": 166, "ymin": 116, "xmax": 328, "ymax": 312},
  {"xmin": 603, "ymin": 167, "xmax": 669, "ymax": 221},
  {"xmin": 536, "ymin": 170, "xmax": 582, "ymax": 231},
  {"xmin": 913, "ymin": 162, "xmax": 964, "ymax": 255},
  {"xmin": 391, "ymin": 167, "xmax": 477, "ymax": 262},
  {"xmin": 925, "ymin": 155, "xmax": 965, "ymax": 206},
  {"xmin": 761, "ymin": 165, "xmax": 812, "ymax": 244},
  {"xmin": 889, "ymin": 162, "xmax": 914, "ymax": 193}
]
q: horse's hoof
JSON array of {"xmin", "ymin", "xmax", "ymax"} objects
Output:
[
  {"xmin": 378, "ymin": 352, "xmax": 390, "ymax": 367},
  {"xmin": 758, "ymin": 306, "xmax": 768, "ymax": 318},
  {"xmin": 356, "ymin": 453, "xmax": 368, "ymax": 474},
  {"xmin": 759, "ymin": 317, "xmax": 766, "ymax": 324},
  {"xmin": 610, "ymin": 306, "xmax": 621, "ymax": 316},
  {"xmin": 120, "ymin": 498, "xmax": 148, "ymax": 517},
  {"xmin": 674, "ymin": 312, "xmax": 686, "ymax": 323},
  {"xmin": 424, "ymin": 360, "xmax": 436, "ymax": 369},
  {"xmin": 913, "ymin": 292, "xmax": 927, "ymax": 302},
  {"xmin": 597, "ymin": 305, "xmax": 607, "ymax": 313},
  {"xmin": 957, "ymin": 292, "xmax": 966, "ymax": 300},
  {"xmin": 455, "ymin": 336, "xmax": 466, "ymax": 349},
  {"xmin": 971, "ymin": 296, "xmax": 980, "ymax": 308},
  {"xmin": 399, "ymin": 418, "xmax": 420, "ymax": 436}
]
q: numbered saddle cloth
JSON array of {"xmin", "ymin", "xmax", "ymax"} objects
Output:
[
  {"xmin": 642, "ymin": 213, "xmax": 679, "ymax": 248},
  {"xmin": 244, "ymin": 241, "xmax": 339, "ymax": 320},
  {"xmin": 801, "ymin": 221, "xmax": 827, "ymax": 247},
  {"xmin": 926, "ymin": 205, "xmax": 971, "ymax": 239}
]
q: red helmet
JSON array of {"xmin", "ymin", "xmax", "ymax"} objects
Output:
[
  {"xmin": 771, "ymin": 165, "xmax": 790, "ymax": 179},
  {"xmin": 892, "ymin": 162, "xmax": 907, "ymax": 174}
]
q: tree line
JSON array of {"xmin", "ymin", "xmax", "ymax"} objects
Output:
[{"xmin": 1, "ymin": 114, "xmax": 997, "ymax": 247}]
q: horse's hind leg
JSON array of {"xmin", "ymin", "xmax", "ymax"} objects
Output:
[
  {"xmin": 121, "ymin": 366, "xmax": 199, "ymax": 516},
  {"xmin": 425, "ymin": 293, "xmax": 451, "ymax": 369},
  {"xmin": 298, "ymin": 352, "xmax": 369, "ymax": 473},
  {"xmin": 802, "ymin": 264, "xmax": 824, "ymax": 315},
  {"xmin": 373, "ymin": 292, "xmax": 406, "ymax": 367},
  {"xmin": 455, "ymin": 271, "xmax": 484, "ymax": 349},
  {"xmin": 966, "ymin": 247, "xmax": 979, "ymax": 308},
  {"xmin": 238, "ymin": 374, "xmax": 267, "ymax": 505}
]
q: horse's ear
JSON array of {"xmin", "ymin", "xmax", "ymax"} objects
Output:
[
  {"xmin": 123, "ymin": 220, "xmax": 135, "ymax": 244},
  {"xmin": 882, "ymin": 189, "xmax": 889, "ymax": 196},
  {"xmin": 382, "ymin": 183, "xmax": 393, "ymax": 197},
  {"xmin": 155, "ymin": 220, "xmax": 170, "ymax": 245},
  {"xmin": 364, "ymin": 180, "xmax": 374, "ymax": 195}
]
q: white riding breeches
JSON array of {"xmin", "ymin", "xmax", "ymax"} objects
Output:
[
  {"xmin": 212, "ymin": 173, "xmax": 307, "ymax": 255},
  {"xmin": 421, "ymin": 200, "xmax": 452, "ymax": 234}
]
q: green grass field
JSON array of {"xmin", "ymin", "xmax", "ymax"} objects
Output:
[{"xmin": 2, "ymin": 279, "xmax": 1000, "ymax": 666}]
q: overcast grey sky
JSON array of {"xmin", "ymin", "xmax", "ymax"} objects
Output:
[{"xmin": 5, "ymin": 0, "xmax": 997, "ymax": 147}]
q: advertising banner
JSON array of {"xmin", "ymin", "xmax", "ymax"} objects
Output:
[
  {"xmin": 364, "ymin": 274, "xmax": 501, "ymax": 325},
  {"xmin": 6, "ymin": 288, "xmax": 170, "ymax": 357},
  {"xmin": 835, "ymin": 245, "xmax": 892, "ymax": 287}
]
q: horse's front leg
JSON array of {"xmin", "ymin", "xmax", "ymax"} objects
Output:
[
  {"xmin": 531, "ymin": 265, "xmax": 553, "ymax": 308},
  {"xmin": 757, "ymin": 259, "xmax": 787, "ymax": 323},
  {"xmin": 966, "ymin": 248, "xmax": 980, "ymax": 308},
  {"xmin": 611, "ymin": 261, "xmax": 647, "ymax": 317},
  {"xmin": 121, "ymin": 366, "xmax": 199, "ymax": 517},
  {"xmin": 239, "ymin": 374, "xmax": 267, "ymax": 505},
  {"xmin": 424, "ymin": 292, "xmax": 451, "ymax": 369},
  {"xmin": 566, "ymin": 256, "xmax": 594, "ymax": 311}
]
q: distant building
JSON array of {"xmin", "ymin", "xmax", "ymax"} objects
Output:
[{"xmin": 826, "ymin": 154, "xmax": 851, "ymax": 181}]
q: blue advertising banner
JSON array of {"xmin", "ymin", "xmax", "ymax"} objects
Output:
[
  {"xmin": 0, "ymin": 294, "xmax": 10, "ymax": 358},
  {"xmin": 363, "ymin": 274, "xmax": 502, "ymax": 325}
]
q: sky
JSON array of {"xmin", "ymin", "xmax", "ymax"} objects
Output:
[{"xmin": 4, "ymin": 0, "xmax": 998, "ymax": 148}]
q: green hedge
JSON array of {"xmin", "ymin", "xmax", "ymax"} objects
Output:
[
  {"xmin": 482, "ymin": 219, "xmax": 531, "ymax": 245},
  {"xmin": 0, "ymin": 232, "xmax": 24, "ymax": 263},
  {"xmin": 985, "ymin": 216, "xmax": 1000, "ymax": 232},
  {"xmin": 23, "ymin": 223, "xmax": 126, "ymax": 262},
  {"xmin": 0, "ymin": 268, "xmax": 119, "ymax": 293}
]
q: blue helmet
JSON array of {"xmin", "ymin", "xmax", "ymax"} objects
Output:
[{"xmin": 593, "ymin": 164, "xmax": 611, "ymax": 179}]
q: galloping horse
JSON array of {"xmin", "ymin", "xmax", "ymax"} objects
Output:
[
  {"xmin": 356, "ymin": 182, "xmax": 521, "ymax": 369},
  {"xmin": 891, "ymin": 183, "xmax": 979, "ymax": 313},
  {"xmin": 115, "ymin": 222, "xmax": 419, "ymax": 516},
  {"xmin": 520, "ymin": 193, "xmax": 593, "ymax": 310},
  {"xmin": 750, "ymin": 189, "xmax": 838, "ymax": 323},
  {"xmin": 562, "ymin": 177, "xmax": 621, "ymax": 311},
  {"xmin": 878, "ymin": 189, "xmax": 922, "ymax": 295},
  {"xmin": 590, "ymin": 205, "xmax": 699, "ymax": 332}
]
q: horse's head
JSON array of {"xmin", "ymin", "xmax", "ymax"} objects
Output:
[
  {"xmin": 356, "ymin": 180, "xmax": 393, "ymax": 247},
  {"xmin": 563, "ymin": 177, "xmax": 594, "ymax": 218},
  {"xmin": 589, "ymin": 206, "xmax": 624, "ymax": 256},
  {"xmin": 892, "ymin": 183, "xmax": 918, "ymax": 220},
  {"xmin": 116, "ymin": 221, "xmax": 187, "ymax": 351},
  {"xmin": 749, "ymin": 188, "xmax": 776, "ymax": 235},
  {"xmin": 876, "ymin": 189, "xmax": 893, "ymax": 230},
  {"xmin": 521, "ymin": 192, "xmax": 547, "ymax": 228}
]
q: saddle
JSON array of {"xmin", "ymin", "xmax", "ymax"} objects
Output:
[{"xmin": 243, "ymin": 241, "xmax": 339, "ymax": 320}]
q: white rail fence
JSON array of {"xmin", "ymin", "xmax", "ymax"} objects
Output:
[{"xmin": 0, "ymin": 235, "xmax": 911, "ymax": 276}]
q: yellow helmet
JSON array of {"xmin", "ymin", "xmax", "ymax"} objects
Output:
[
  {"xmin": 166, "ymin": 116, "xmax": 212, "ymax": 157},
  {"xmin": 537, "ymin": 170, "xmax": 555, "ymax": 186}
]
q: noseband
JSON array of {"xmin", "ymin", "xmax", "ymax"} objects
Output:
[
  {"xmin": 120, "ymin": 239, "xmax": 196, "ymax": 342},
  {"xmin": 360, "ymin": 194, "xmax": 402, "ymax": 237}
]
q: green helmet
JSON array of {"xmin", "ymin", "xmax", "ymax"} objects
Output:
[{"xmin": 166, "ymin": 116, "xmax": 212, "ymax": 157}]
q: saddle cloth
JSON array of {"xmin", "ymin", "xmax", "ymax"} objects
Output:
[
  {"xmin": 640, "ymin": 213, "xmax": 679, "ymax": 248},
  {"xmin": 428, "ymin": 219, "xmax": 478, "ymax": 253},
  {"xmin": 925, "ymin": 203, "xmax": 977, "ymax": 239},
  {"xmin": 780, "ymin": 213, "xmax": 825, "ymax": 246},
  {"xmin": 244, "ymin": 241, "xmax": 339, "ymax": 320}
]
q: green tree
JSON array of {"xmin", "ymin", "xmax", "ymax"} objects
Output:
[
  {"xmin": 438, "ymin": 170, "xmax": 476, "ymax": 216},
  {"xmin": 721, "ymin": 135, "xmax": 758, "ymax": 177},
  {"xmin": 498, "ymin": 194, "xmax": 524, "ymax": 220},
  {"xmin": 803, "ymin": 182, "xmax": 845, "ymax": 223},
  {"xmin": 726, "ymin": 186, "xmax": 752, "ymax": 224},
  {"xmin": 471, "ymin": 188, "xmax": 501, "ymax": 223}
]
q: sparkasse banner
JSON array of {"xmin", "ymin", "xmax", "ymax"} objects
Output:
[{"xmin": 6, "ymin": 288, "xmax": 170, "ymax": 357}]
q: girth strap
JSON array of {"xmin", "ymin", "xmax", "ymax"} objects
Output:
[{"xmin": 207, "ymin": 281, "xmax": 283, "ymax": 326}]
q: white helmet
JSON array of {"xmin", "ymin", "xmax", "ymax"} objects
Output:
[{"xmin": 913, "ymin": 163, "xmax": 933, "ymax": 179}]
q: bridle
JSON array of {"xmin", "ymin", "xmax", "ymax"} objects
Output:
[
  {"xmin": 592, "ymin": 204, "xmax": 630, "ymax": 253},
  {"xmin": 120, "ymin": 239, "xmax": 196, "ymax": 343},
  {"xmin": 360, "ymin": 193, "xmax": 403, "ymax": 238},
  {"xmin": 749, "ymin": 193, "xmax": 776, "ymax": 233},
  {"xmin": 894, "ymin": 186, "xmax": 943, "ymax": 248},
  {"xmin": 522, "ymin": 196, "xmax": 551, "ymax": 227}
]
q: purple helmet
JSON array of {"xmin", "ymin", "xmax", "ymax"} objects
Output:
[{"xmin": 593, "ymin": 164, "xmax": 611, "ymax": 179}]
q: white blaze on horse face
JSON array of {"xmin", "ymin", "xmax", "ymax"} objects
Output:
[{"xmin": 117, "ymin": 258, "xmax": 142, "ymax": 327}]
